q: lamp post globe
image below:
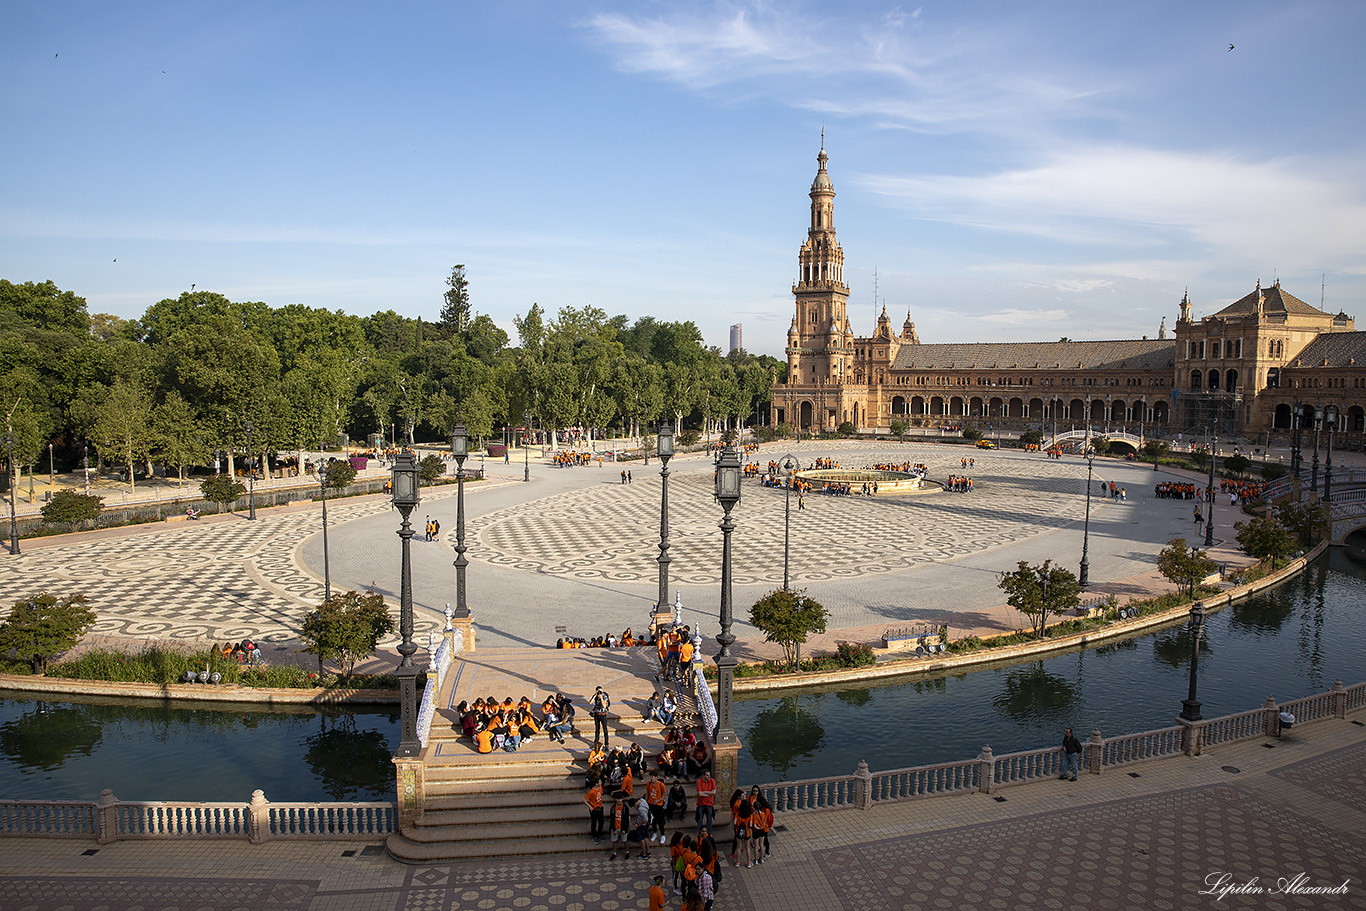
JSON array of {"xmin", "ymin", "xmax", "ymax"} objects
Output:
[
  {"xmin": 390, "ymin": 449, "xmax": 423, "ymax": 758},
  {"xmin": 451, "ymin": 424, "xmax": 470, "ymax": 621},
  {"xmin": 712, "ymin": 442, "xmax": 742, "ymax": 747}
]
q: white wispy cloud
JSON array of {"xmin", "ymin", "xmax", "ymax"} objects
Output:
[
  {"xmin": 857, "ymin": 147, "xmax": 1366, "ymax": 271},
  {"xmin": 972, "ymin": 307, "xmax": 1069, "ymax": 325}
]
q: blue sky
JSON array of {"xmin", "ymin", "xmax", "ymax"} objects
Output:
[{"xmin": 3, "ymin": 1, "xmax": 1363, "ymax": 357}]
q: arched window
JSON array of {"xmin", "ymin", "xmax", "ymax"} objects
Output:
[
  {"xmin": 1190, "ymin": 370, "xmax": 1202, "ymax": 390},
  {"xmin": 1208, "ymin": 369, "xmax": 1220, "ymax": 391},
  {"xmin": 1266, "ymin": 367, "xmax": 1280, "ymax": 388}
]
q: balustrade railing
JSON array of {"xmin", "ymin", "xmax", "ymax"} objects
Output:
[
  {"xmin": 1100, "ymin": 726, "xmax": 1183, "ymax": 767},
  {"xmin": 754, "ymin": 680, "xmax": 1361, "ymax": 815},
  {"xmin": 416, "ymin": 620, "xmax": 459, "ymax": 749},
  {"xmin": 992, "ymin": 747, "xmax": 1061, "ymax": 786},
  {"xmin": 693, "ymin": 664, "xmax": 719, "ymax": 741},
  {"xmin": 0, "ymin": 800, "xmax": 95, "ymax": 837},
  {"xmin": 868, "ymin": 758, "xmax": 979, "ymax": 802},
  {"xmin": 0, "ymin": 789, "xmax": 393, "ymax": 843}
]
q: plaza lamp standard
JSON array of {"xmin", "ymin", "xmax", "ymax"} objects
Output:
[
  {"xmin": 244, "ymin": 421, "xmax": 257, "ymax": 521},
  {"xmin": 1290, "ymin": 403, "xmax": 1304, "ymax": 476},
  {"xmin": 1205, "ymin": 429, "xmax": 1217, "ymax": 548},
  {"xmin": 3, "ymin": 432, "xmax": 18, "ymax": 555},
  {"xmin": 451, "ymin": 424, "xmax": 470, "ymax": 620},
  {"xmin": 712, "ymin": 442, "xmax": 742, "ymax": 747},
  {"xmin": 1179, "ymin": 603, "xmax": 1207, "ymax": 722},
  {"xmin": 1311, "ymin": 405, "xmax": 1323, "ymax": 494},
  {"xmin": 781, "ymin": 453, "xmax": 798, "ymax": 591},
  {"xmin": 318, "ymin": 458, "xmax": 332, "ymax": 601},
  {"xmin": 1079, "ymin": 446, "xmax": 1095, "ymax": 588},
  {"xmin": 1324, "ymin": 406, "xmax": 1337, "ymax": 503},
  {"xmin": 656, "ymin": 422, "xmax": 674, "ymax": 617},
  {"xmin": 523, "ymin": 411, "xmax": 530, "ymax": 483},
  {"xmin": 391, "ymin": 450, "xmax": 422, "ymax": 758}
]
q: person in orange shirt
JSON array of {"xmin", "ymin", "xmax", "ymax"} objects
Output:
[
  {"xmin": 648, "ymin": 874, "xmax": 668, "ymax": 911},
  {"xmin": 474, "ymin": 727, "xmax": 495, "ymax": 754},
  {"xmin": 645, "ymin": 770, "xmax": 667, "ymax": 843},
  {"xmin": 620, "ymin": 765, "xmax": 634, "ymax": 798},
  {"xmin": 583, "ymin": 776, "xmax": 604, "ymax": 844},
  {"xmin": 678, "ymin": 637, "xmax": 695, "ymax": 680}
]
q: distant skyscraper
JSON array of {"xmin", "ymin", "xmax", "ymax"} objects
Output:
[{"xmin": 729, "ymin": 323, "xmax": 743, "ymax": 353}]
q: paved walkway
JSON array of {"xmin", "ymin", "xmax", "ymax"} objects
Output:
[
  {"xmin": 0, "ymin": 442, "xmax": 1297, "ymax": 667},
  {"xmin": 1, "ymin": 707, "xmax": 1360, "ymax": 909}
]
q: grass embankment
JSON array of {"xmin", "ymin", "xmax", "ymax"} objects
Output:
[{"xmin": 0, "ymin": 645, "xmax": 396, "ymax": 690}]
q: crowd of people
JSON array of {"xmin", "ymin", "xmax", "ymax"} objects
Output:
[
  {"xmin": 1154, "ymin": 481, "xmax": 1205, "ymax": 500},
  {"xmin": 557, "ymin": 628, "xmax": 646, "ymax": 649},
  {"xmin": 1220, "ymin": 478, "xmax": 1268, "ymax": 503},
  {"xmin": 458, "ymin": 693, "xmax": 576, "ymax": 753},
  {"xmin": 554, "ymin": 450, "xmax": 599, "ymax": 467},
  {"xmin": 943, "ymin": 475, "xmax": 975, "ymax": 492}
]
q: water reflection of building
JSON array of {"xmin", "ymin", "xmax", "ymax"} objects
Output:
[{"xmin": 771, "ymin": 144, "xmax": 1364, "ymax": 443}]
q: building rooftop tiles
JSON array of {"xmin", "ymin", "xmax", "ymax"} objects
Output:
[{"xmin": 889, "ymin": 338, "xmax": 1176, "ymax": 372}]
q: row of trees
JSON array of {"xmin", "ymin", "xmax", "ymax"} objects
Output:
[{"xmin": 0, "ymin": 273, "xmax": 784, "ymax": 492}]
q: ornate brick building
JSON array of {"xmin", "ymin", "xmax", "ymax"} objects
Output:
[{"xmin": 771, "ymin": 145, "xmax": 1364, "ymax": 445}]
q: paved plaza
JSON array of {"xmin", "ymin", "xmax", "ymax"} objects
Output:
[
  {"xmin": 1, "ymin": 442, "xmax": 1270, "ymax": 661},
  {"xmin": 0, "ymin": 708, "xmax": 1361, "ymax": 910}
]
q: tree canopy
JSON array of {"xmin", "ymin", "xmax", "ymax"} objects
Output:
[
  {"xmin": 997, "ymin": 560, "xmax": 1081, "ymax": 639},
  {"xmin": 749, "ymin": 588, "xmax": 828, "ymax": 671}
]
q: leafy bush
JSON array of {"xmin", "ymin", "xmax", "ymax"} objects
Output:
[
  {"xmin": 889, "ymin": 420, "xmax": 907, "ymax": 437},
  {"xmin": 1260, "ymin": 463, "xmax": 1288, "ymax": 482},
  {"xmin": 40, "ymin": 489, "xmax": 103, "ymax": 527},
  {"xmin": 301, "ymin": 590, "xmax": 395, "ymax": 678},
  {"xmin": 41, "ymin": 644, "xmax": 398, "ymax": 689},
  {"xmin": 418, "ymin": 454, "xmax": 446, "ymax": 485},
  {"xmin": 677, "ymin": 429, "xmax": 699, "ymax": 446},
  {"xmin": 200, "ymin": 475, "xmax": 245, "ymax": 511},
  {"xmin": 961, "ymin": 428, "xmax": 982, "ymax": 441},
  {"xmin": 1020, "ymin": 430, "xmax": 1044, "ymax": 446},
  {"xmin": 836, "ymin": 421, "xmax": 856, "ymax": 436}
]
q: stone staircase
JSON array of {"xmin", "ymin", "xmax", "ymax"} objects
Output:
[{"xmin": 386, "ymin": 646, "xmax": 708, "ymax": 863}]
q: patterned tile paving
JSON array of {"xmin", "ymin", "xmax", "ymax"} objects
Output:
[
  {"xmin": 815, "ymin": 784, "xmax": 1364, "ymax": 910},
  {"xmin": 1269, "ymin": 740, "xmax": 1366, "ymax": 815},
  {"xmin": 0, "ymin": 874, "xmax": 317, "ymax": 909},
  {"xmin": 473, "ymin": 444, "xmax": 1099, "ymax": 586}
]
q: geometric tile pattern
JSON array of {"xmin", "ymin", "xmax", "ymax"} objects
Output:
[
  {"xmin": 0, "ymin": 875, "xmax": 317, "ymax": 909},
  {"xmin": 0, "ymin": 497, "xmax": 441, "ymax": 647},
  {"xmin": 1269, "ymin": 740, "xmax": 1366, "ymax": 816},
  {"xmin": 473, "ymin": 443, "xmax": 1103, "ymax": 586},
  {"xmin": 816, "ymin": 784, "xmax": 1365, "ymax": 911}
]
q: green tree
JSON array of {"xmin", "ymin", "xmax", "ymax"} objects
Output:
[
  {"xmin": 440, "ymin": 265, "xmax": 471, "ymax": 337},
  {"xmin": 151, "ymin": 391, "xmax": 207, "ymax": 485},
  {"xmin": 748, "ymin": 588, "xmax": 828, "ymax": 672},
  {"xmin": 888, "ymin": 419, "xmax": 907, "ymax": 438},
  {"xmin": 1190, "ymin": 448, "xmax": 1211, "ymax": 471},
  {"xmin": 997, "ymin": 560, "xmax": 1081, "ymax": 639},
  {"xmin": 1020, "ymin": 429, "xmax": 1044, "ymax": 446},
  {"xmin": 1260, "ymin": 463, "xmax": 1288, "ymax": 482},
  {"xmin": 1089, "ymin": 436, "xmax": 1111, "ymax": 455},
  {"xmin": 418, "ymin": 453, "xmax": 445, "ymax": 485},
  {"xmin": 1276, "ymin": 501, "xmax": 1325, "ymax": 548},
  {"xmin": 837, "ymin": 421, "xmax": 855, "ymax": 436},
  {"xmin": 89, "ymin": 379, "xmax": 153, "ymax": 492},
  {"xmin": 1234, "ymin": 515, "xmax": 1297, "ymax": 563},
  {"xmin": 1156, "ymin": 537, "xmax": 1219, "ymax": 597},
  {"xmin": 320, "ymin": 458, "xmax": 356, "ymax": 490},
  {"xmin": 200, "ymin": 474, "xmax": 245, "ymax": 513},
  {"xmin": 962, "ymin": 428, "xmax": 982, "ymax": 441},
  {"xmin": 300, "ymin": 590, "xmax": 395, "ymax": 678},
  {"xmin": 40, "ymin": 489, "xmax": 103, "ymax": 528},
  {"xmin": 0, "ymin": 592, "xmax": 96, "ymax": 674},
  {"xmin": 1224, "ymin": 454, "xmax": 1251, "ymax": 477},
  {"xmin": 1142, "ymin": 440, "xmax": 1170, "ymax": 462}
]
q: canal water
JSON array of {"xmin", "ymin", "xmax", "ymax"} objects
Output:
[{"xmin": 1, "ymin": 550, "xmax": 1363, "ymax": 802}]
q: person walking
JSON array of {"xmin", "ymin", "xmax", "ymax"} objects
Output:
[
  {"xmin": 695, "ymin": 770, "xmax": 717, "ymax": 835},
  {"xmin": 1059, "ymin": 727, "xmax": 1082, "ymax": 781},
  {"xmin": 584, "ymin": 776, "xmax": 605, "ymax": 844},
  {"xmin": 590, "ymin": 686, "xmax": 612, "ymax": 746}
]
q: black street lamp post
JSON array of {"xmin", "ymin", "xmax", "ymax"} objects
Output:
[
  {"xmin": 1311, "ymin": 405, "xmax": 1322, "ymax": 494},
  {"xmin": 1079, "ymin": 447, "xmax": 1094, "ymax": 587},
  {"xmin": 1205, "ymin": 429, "xmax": 1216, "ymax": 548},
  {"xmin": 523, "ymin": 411, "xmax": 530, "ymax": 483},
  {"xmin": 391, "ymin": 450, "xmax": 422, "ymax": 757},
  {"xmin": 451, "ymin": 424, "xmax": 470, "ymax": 620},
  {"xmin": 1290, "ymin": 404, "xmax": 1303, "ymax": 476},
  {"xmin": 713, "ymin": 442, "xmax": 742, "ymax": 746},
  {"xmin": 1179, "ymin": 604, "xmax": 1206, "ymax": 721},
  {"xmin": 3, "ymin": 432, "xmax": 18, "ymax": 555},
  {"xmin": 319, "ymin": 458, "xmax": 332, "ymax": 601},
  {"xmin": 656, "ymin": 422, "xmax": 674, "ymax": 615},
  {"xmin": 1324, "ymin": 405, "xmax": 1337, "ymax": 503},
  {"xmin": 782, "ymin": 453, "xmax": 797, "ymax": 591},
  {"xmin": 244, "ymin": 422, "xmax": 257, "ymax": 521}
]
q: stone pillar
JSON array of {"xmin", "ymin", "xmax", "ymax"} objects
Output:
[
  {"xmin": 394, "ymin": 757, "xmax": 425, "ymax": 828},
  {"xmin": 1262, "ymin": 695, "xmax": 1279, "ymax": 737},
  {"xmin": 95, "ymin": 789, "xmax": 118, "ymax": 845},
  {"xmin": 1087, "ymin": 729, "xmax": 1104, "ymax": 775},
  {"xmin": 712, "ymin": 740, "xmax": 741, "ymax": 819},
  {"xmin": 854, "ymin": 760, "xmax": 873, "ymax": 809},
  {"xmin": 451, "ymin": 617, "xmax": 476, "ymax": 653},
  {"xmin": 247, "ymin": 789, "xmax": 269, "ymax": 845},
  {"xmin": 976, "ymin": 744, "xmax": 995, "ymax": 794},
  {"xmin": 1178, "ymin": 716, "xmax": 1205, "ymax": 756},
  {"xmin": 1331, "ymin": 679, "xmax": 1347, "ymax": 719}
]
